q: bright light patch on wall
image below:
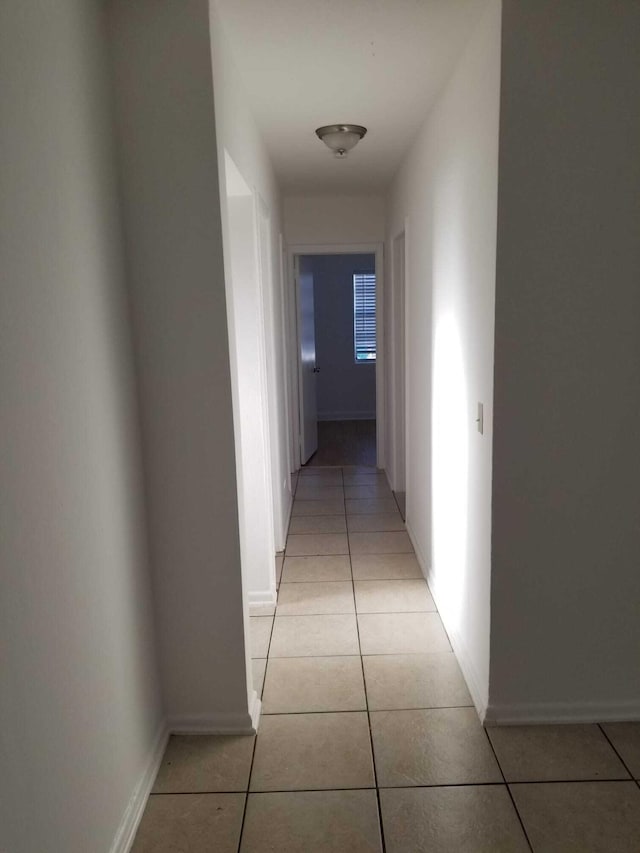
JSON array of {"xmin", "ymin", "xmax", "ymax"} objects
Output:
[{"xmin": 432, "ymin": 313, "xmax": 469, "ymax": 636}]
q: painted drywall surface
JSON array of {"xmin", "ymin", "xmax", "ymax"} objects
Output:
[
  {"xmin": 307, "ymin": 254, "xmax": 377, "ymax": 420},
  {"xmin": 225, "ymin": 186, "xmax": 276, "ymax": 604},
  {"xmin": 210, "ymin": 2, "xmax": 291, "ymax": 554},
  {"xmin": 490, "ymin": 0, "xmax": 640, "ymax": 720},
  {"xmin": 0, "ymin": 2, "xmax": 163, "ymax": 851},
  {"xmin": 386, "ymin": 0, "xmax": 501, "ymax": 713},
  {"xmin": 387, "ymin": 231, "xmax": 406, "ymax": 492},
  {"xmin": 284, "ymin": 195, "xmax": 385, "ymax": 246},
  {"xmin": 108, "ymin": 0, "xmax": 250, "ymax": 725}
]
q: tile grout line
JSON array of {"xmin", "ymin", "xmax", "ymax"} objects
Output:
[
  {"xmin": 259, "ymin": 705, "xmax": 474, "ymax": 716},
  {"xmin": 276, "ymin": 610, "xmax": 437, "ymax": 617},
  {"xmin": 597, "ymin": 723, "xmax": 639, "ymax": 788},
  {"xmin": 346, "ymin": 469, "xmax": 388, "ymax": 853},
  {"xmin": 239, "ymin": 579, "xmax": 280, "ymax": 848},
  {"xmin": 236, "ymin": 717, "xmax": 259, "ymax": 852},
  {"xmin": 150, "ymin": 777, "xmax": 638, "ymax": 798},
  {"xmin": 482, "ymin": 728, "xmax": 535, "ymax": 853}
]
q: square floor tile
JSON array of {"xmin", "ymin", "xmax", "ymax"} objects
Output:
[
  {"xmin": 275, "ymin": 554, "xmax": 283, "ymax": 587},
  {"xmin": 250, "ymin": 712, "xmax": 375, "ymax": 791},
  {"xmin": 277, "ymin": 581, "xmax": 355, "ymax": 615},
  {"xmin": 358, "ymin": 612, "xmax": 451, "ymax": 654},
  {"xmin": 295, "ymin": 485, "xmax": 345, "ymax": 500},
  {"xmin": 363, "ymin": 653, "xmax": 472, "ymax": 710},
  {"xmin": 292, "ymin": 499, "xmax": 345, "ymax": 517},
  {"xmin": 289, "ymin": 515, "xmax": 347, "ymax": 534},
  {"xmin": 346, "ymin": 498, "xmax": 399, "ymax": 515},
  {"xmin": 286, "ymin": 533, "xmax": 348, "ymax": 556},
  {"xmin": 510, "ymin": 781, "xmax": 640, "ymax": 852},
  {"xmin": 351, "ymin": 554, "xmax": 423, "ymax": 580},
  {"xmin": 349, "ymin": 532, "xmax": 414, "ymax": 555},
  {"xmin": 380, "ymin": 785, "xmax": 530, "ymax": 853},
  {"xmin": 132, "ymin": 793, "xmax": 245, "ymax": 853},
  {"xmin": 252, "ymin": 659, "xmax": 267, "ymax": 698},
  {"xmin": 343, "ymin": 473, "xmax": 387, "ymax": 486},
  {"xmin": 601, "ymin": 723, "xmax": 640, "ymax": 777},
  {"xmin": 354, "ymin": 580, "xmax": 435, "ymax": 613},
  {"xmin": 347, "ymin": 514, "xmax": 405, "ymax": 533},
  {"xmin": 250, "ymin": 616, "xmax": 273, "ymax": 658},
  {"xmin": 241, "ymin": 790, "xmax": 382, "ymax": 852},
  {"xmin": 299, "ymin": 469, "xmax": 343, "ymax": 485},
  {"xmin": 152, "ymin": 735, "xmax": 255, "ymax": 793},
  {"xmin": 262, "ymin": 656, "xmax": 366, "ymax": 713},
  {"xmin": 487, "ymin": 724, "xmax": 629, "ymax": 782},
  {"xmin": 345, "ymin": 484, "xmax": 392, "ymax": 499},
  {"xmin": 282, "ymin": 555, "xmax": 351, "ymax": 583},
  {"xmin": 269, "ymin": 614, "xmax": 360, "ymax": 657},
  {"xmin": 370, "ymin": 708, "xmax": 502, "ymax": 787}
]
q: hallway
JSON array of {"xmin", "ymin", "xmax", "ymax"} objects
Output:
[{"xmin": 131, "ymin": 466, "xmax": 640, "ymax": 852}]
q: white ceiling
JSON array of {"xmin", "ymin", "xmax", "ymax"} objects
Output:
[{"xmin": 214, "ymin": 0, "xmax": 488, "ymax": 194}]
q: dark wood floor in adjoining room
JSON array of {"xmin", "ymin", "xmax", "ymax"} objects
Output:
[{"xmin": 305, "ymin": 419, "xmax": 376, "ymax": 468}]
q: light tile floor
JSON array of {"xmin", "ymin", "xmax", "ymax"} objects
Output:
[{"xmin": 132, "ymin": 466, "xmax": 640, "ymax": 852}]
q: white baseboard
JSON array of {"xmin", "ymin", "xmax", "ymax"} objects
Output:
[
  {"xmin": 485, "ymin": 698, "xmax": 640, "ymax": 726},
  {"xmin": 168, "ymin": 707, "xmax": 259, "ymax": 735},
  {"xmin": 249, "ymin": 690, "xmax": 262, "ymax": 731},
  {"xmin": 384, "ymin": 468, "xmax": 395, "ymax": 494},
  {"xmin": 248, "ymin": 588, "xmax": 277, "ymax": 607},
  {"xmin": 109, "ymin": 719, "xmax": 168, "ymax": 853},
  {"xmin": 249, "ymin": 601, "xmax": 276, "ymax": 616},
  {"xmin": 405, "ymin": 519, "xmax": 488, "ymax": 722},
  {"xmin": 281, "ymin": 491, "xmax": 293, "ymax": 549},
  {"xmin": 317, "ymin": 411, "xmax": 376, "ymax": 421},
  {"xmin": 404, "ymin": 518, "xmax": 428, "ymax": 577}
]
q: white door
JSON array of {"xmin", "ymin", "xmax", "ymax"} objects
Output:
[{"xmin": 297, "ymin": 256, "xmax": 318, "ymax": 463}]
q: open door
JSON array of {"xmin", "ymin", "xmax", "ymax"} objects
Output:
[{"xmin": 297, "ymin": 255, "xmax": 318, "ymax": 463}]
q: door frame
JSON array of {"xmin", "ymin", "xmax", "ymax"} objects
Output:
[
  {"xmin": 389, "ymin": 224, "xmax": 409, "ymax": 492},
  {"xmin": 286, "ymin": 242, "xmax": 385, "ymax": 470}
]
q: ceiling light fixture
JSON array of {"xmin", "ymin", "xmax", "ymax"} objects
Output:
[{"xmin": 315, "ymin": 124, "xmax": 367, "ymax": 159}]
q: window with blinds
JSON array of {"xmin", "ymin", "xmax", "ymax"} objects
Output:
[{"xmin": 353, "ymin": 271, "xmax": 376, "ymax": 362}]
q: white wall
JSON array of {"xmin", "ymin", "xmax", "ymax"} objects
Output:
[
  {"xmin": 284, "ymin": 195, "xmax": 385, "ymax": 246},
  {"xmin": 308, "ymin": 254, "xmax": 377, "ymax": 421},
  {"xmin": 210, "ymin": 2, "xmax": 292, "ymax": 554},
  {"xmin": 0, "ymin": 3, "xmax": 163, "ymax": 851},
  {"xmin": 489, "ymin": 0, "xmax": 640, "ymax": 722},
  {"xmin": 386, "ymin": 0, "xmax": 501, "ymax": 714},
  {"xmin": 224, "ymin": 159, "xmax": 276, "ymax": 606},
  {"xmin": 108, "ymin": 0, "xmax": 254, "ymax": 732}
]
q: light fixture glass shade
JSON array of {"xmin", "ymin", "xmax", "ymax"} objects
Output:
[{"xmin": 315, "ymin": 124, "xmax": 367, "ymax": 158}]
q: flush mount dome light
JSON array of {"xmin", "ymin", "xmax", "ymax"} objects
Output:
[{"xmin": 315, "ymin": 124, "xmax": 367, "ymax": 158}]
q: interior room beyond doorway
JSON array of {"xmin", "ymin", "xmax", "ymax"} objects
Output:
[{"xmin": 295, "ymin": 251, "xmax": 379, "ymax": 469}]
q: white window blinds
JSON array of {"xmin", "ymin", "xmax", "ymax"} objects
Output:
[{"xmin": 353, "ymin": 272, "xmax": 376, "ymax": 362}]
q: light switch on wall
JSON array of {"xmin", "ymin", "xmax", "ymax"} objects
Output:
[{"xmin": 476, "ymin": 402, "xmax": 484, "ymax": 434}]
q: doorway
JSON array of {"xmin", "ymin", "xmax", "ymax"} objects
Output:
[{"xmin": 290, "ymin": 248, "xmax": 383, "ymax": 468}]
